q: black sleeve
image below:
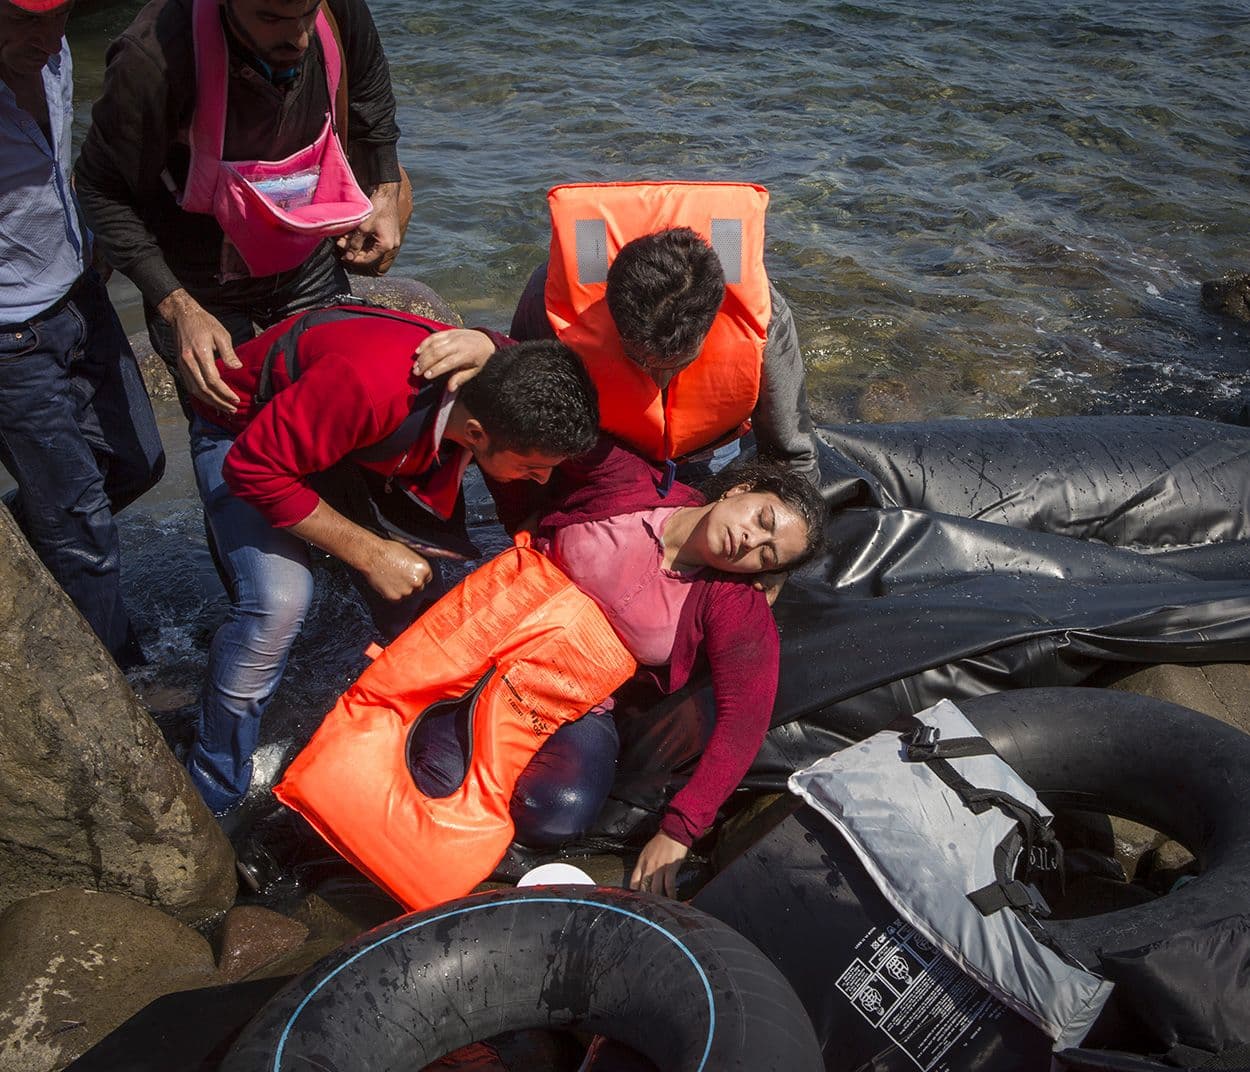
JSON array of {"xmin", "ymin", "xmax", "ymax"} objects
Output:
[
  {"xmin": 753, "ymin": 282, "xmax": 821, "ymax": 484},
  {"xmin": 509, "ymin": 261, "xmax": 557, "ymax": 341},
  {"xmin": 331, "ymin": 0, "xmax": 401, "ymax": 187},
  {"xmin": 74, "ymin": 34, "xmax": 186, "ymax": 307}
]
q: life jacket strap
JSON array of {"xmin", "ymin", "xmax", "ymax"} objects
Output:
[
  {"xmin": 968, "ymin": 877, "xmax": 1052, "ymax": 917},
  {"xmin": 901, "ymin": 716, "xmax": 1066, "ymax": 915}
]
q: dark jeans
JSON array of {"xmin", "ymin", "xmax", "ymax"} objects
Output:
[
  {"xmin": 409, "ymin": 701, "xmax": 621, "ymax": 849},
  {"xmin": 0, "ymin": 272, "xmax": 165, "ymax": 667},
  {"xmin": 145, "ymin": 241, "xmax": 350, "ymax": 380}
]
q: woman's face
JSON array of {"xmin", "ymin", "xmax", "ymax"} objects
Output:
[{"xmin": 695, "ymin": 488, "xmax": 809, "ymax": 574}]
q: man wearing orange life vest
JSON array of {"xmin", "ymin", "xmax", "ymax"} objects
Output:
[
  {"xmin": 508, "ymin": 182, "xmax": 822, "ymax": 489},
  {"xmin": 75, "ymin": 0, "xmax": 405, "ymax": 415}
]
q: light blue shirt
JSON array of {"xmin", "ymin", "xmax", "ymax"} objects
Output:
[{"xmin": 0, "ymin": 40, "xmax": 85, "ymax": 323}]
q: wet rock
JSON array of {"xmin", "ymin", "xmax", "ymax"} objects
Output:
[
  {"xmin": 1103, "ymin": 662, "xmax": 1250, "ymax": 737},
  {"xmin": 237, "ymin": 934, "xmax": 344, "ymax": 982},
  {"xmin": 0, "ymin": 507, "xmax": 236, "ymax": 923},
  {"xmin": 214, "ymin": 905, "xmax": 309, "ymax": 984},
  {"xmin": 0, "ymin": 889, "xmax": 218, "ymax": 1072},
  {"xmin": 127, "ymin": 330, "xmax": 179, "ymax": 404},
  {"xmin": 289, "ymin": 891, "xmax": 365, "ymax": 948},
  {"xmin": 1200, "ymin": 273, "xmax": 1250, "ymax": 322},
  {"xmin": 350, "ymin": 275, "xmax": 464, "ymax": 325}
]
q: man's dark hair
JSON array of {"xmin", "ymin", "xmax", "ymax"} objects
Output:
[
  {"xmin": 701, "ymin": 461, "xmax": 829, "ymax": 571},
  {"xmin": 606, "ymin": 227, "xmax": 726, "ymax": 366},
  {"xmin": 459, "ymin": 340, "xmax": 598, "ymax": 457}
]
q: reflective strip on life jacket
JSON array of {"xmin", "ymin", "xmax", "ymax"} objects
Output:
[
  {"xmin": 544, "ymin": 181, "xmax": 772, "ymax": 463},
  {"xmin": 275, "ymin": 538, "xmax": 637, "ymax": 912},
  {"xmin": 788, "ymin": 699, "xmax": 1113, "ymax": 1050}
]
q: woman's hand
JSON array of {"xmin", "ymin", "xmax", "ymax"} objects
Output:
[
  {"xmin": 413, "ymin": 329, "xmax": 496, "ymax": 391},
  {"xmin": 629, "ymin": 831, "xmax": 689, "ymax": 898}
]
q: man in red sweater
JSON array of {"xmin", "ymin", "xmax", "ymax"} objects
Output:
[{"xmin": 186, "ymin": 303, "xmax": 598, "ymax": 815}]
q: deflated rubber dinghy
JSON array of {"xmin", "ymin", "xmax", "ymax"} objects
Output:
[
  {"xmin": 591, "ymin": 414, "xmax": 1250, "ymax": 841},
  {"xmin": 218, "ymin": 887, "xmax": 824, "ymax": 1072},
  {"xmin": 693, "ymin": 688, "xmax": 1250, "ymax": 1070}
]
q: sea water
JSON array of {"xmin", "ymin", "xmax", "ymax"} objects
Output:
[
  {"xmin": 66, "ymin": 0, "xmax": 1250, "ymax": 424},
  {"xmin": 40, "ymin": 0, "xmax": 1250, "ymax": 778}
]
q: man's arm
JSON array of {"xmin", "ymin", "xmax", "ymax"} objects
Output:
[
  {"xmin": 74, "ymin": 34, "xmax": 184, "ymax": 309},
  {"xmin": 752, "ymin": 283, "xmax": 822, "ymax": 485},
  {"xmin": 330, "ymin": 0, "xmax": 402, "ymax": 273},
  {"xmin": 75, "ymin": 30, "xmax": 243, "ymax": 409},
  {"xmin": 290, "ymin": 500, "xmax": 432, "ymax": 599},
  {"xmin": 222, "ymin": 357, "xmax": 432, "ymax": 599},
  {"xmin": 509, "ymin": 262, "xmax": 558, "ymax": 341}
]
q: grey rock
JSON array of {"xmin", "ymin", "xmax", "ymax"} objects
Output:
[
  {"xmin": 1105, "ymin": 662, "xmax": 1250, "ymax": 738},
  {"xmin": 0, "ymin": 889, "xmax": 218, "ymax": 1072},
  {"xmin": 349, "ymin": 274, "xmax": 464, "ymax": 325},
  {"xmin": 0, "ymin": 507, "xmax": 237, "ymax": 924},
  {"xmin": 126, "ymin": 330, "xmax": 179, "ymax": 404}
]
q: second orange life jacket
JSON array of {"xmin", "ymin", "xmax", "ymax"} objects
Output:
[{"xmin": 544, "ymin": 181, "xmax": 772, "ymax": 463}]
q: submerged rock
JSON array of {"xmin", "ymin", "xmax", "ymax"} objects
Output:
[
  {"xmin": 0, "ymin": 508, "xmax": 236, "ymax": 924},
  {"xmin": 1200, "ymin": 273, "xmax": 1250, "ymax": 322},
  {"xmin": 0, "ymin": 889, "xmax": 218, "ymax": 1072}
]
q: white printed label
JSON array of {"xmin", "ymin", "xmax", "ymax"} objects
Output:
[{"xmin": 835, "ymin": 918, "xmax": 1007, "ymax": 1071}]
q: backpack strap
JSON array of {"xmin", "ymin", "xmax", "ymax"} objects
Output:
[{"xmin": 254, "ymin": 305, "xmax": 437, "ymax": 407}]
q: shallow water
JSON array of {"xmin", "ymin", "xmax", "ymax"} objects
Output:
[{"xmin": 13, "ymin": 0, "xmax": 1250, "ymax": 797}]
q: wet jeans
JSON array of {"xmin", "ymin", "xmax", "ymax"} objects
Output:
[
  {"xmin": 188, "ymin": 417, "xmax": 438, "ymax": 814},
  {"xmin": 0, "ymin": 271, "xmax": 164, "ymax": 667},
  {"xmin": 410, "ymin": 700, "xmax": 621, "ymax": 849}
]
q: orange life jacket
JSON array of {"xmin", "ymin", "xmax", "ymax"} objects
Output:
[
  {"xmin": 274, "ymin": 536, "xmax": 636, "ymax": 912},
  {"xmin": 544, "ymin": 181, "xmax": 772, "ymax": 463}
]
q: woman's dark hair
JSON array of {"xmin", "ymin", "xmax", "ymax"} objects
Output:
[
  {"xmin": 458, "ymin": 340, "xmax": 599, "ymax": 457},
  {"xmin": 700, "ymin": 460, "xmax": 828, "ymax": 571},
  {"xmin": 606, "ymin": 228, "xmax": 726, "ymax": 367}
]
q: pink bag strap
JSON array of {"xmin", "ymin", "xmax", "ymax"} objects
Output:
[{"xmin": 181, "ymin": 0, "xmax": 342, "ymax": 212}]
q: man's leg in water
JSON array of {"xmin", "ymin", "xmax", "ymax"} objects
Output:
[{"xmin": 186, "ymin": 416, "xmax": 315, "ymax": 814}]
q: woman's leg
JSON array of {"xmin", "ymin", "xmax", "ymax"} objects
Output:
[{"xmin": 510, "ymin": 704, "xmax": 620, "ymax": 849}]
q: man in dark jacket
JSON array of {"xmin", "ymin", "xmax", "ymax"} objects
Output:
[
  {"xmin": 74, "ymin": 0, "xmax": 405, "ymax": 414},
  {"xmin": 183, "ymin": 305, "xmax": 598, "ymax": 815}
]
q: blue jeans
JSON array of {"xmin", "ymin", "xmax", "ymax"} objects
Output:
[
  {"xmin": 0, "ymin": 272, "xmax": 165, "ymax": 668},
  {"xmin": 188, "ymin": 418, "xmax": 439, "ymax": 813},
  {"xmin": 410, "ymin": 701, "xmax": 621, "ymax": 849}
]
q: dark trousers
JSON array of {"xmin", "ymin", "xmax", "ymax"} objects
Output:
[
  {"xmin": 144, "ymin": 241, "xmax": 350, "ymax": 368},
  {"xmin": 410, "ymin": 702, "xmax": 621, "ymax": 849},
  {"xmin": 0, "ymin": 271, "xmax": 165, "ymax": 667}
]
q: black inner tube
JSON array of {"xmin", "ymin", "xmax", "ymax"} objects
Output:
[{"xmin": 958, "ymin": 687, "xmax": 1250, "ymax": 966}]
